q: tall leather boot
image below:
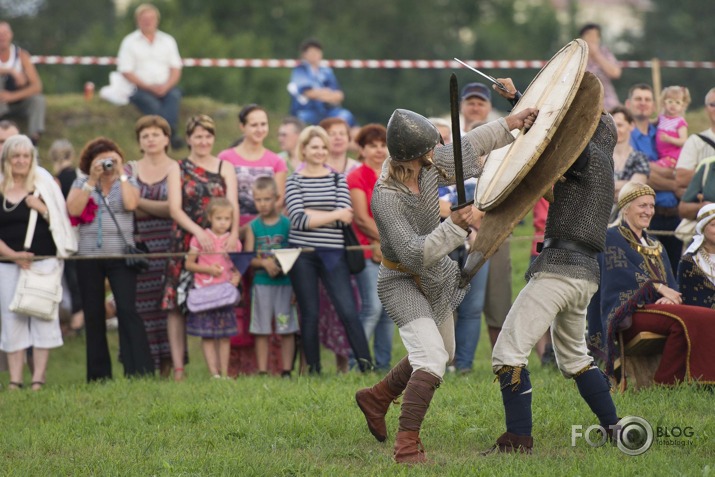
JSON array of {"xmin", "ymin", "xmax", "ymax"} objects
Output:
[
  {"xmin": 393, "ymin": 370, "xmax": 440, "ymax": 464},
  {"xmin": 355, "ymin": 356, "xmax": 412, "ymax": 442}
]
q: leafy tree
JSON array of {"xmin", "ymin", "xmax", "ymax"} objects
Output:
[{"xmin": 620, "ymin": 0, "xmax": 715, "ymax": 104}]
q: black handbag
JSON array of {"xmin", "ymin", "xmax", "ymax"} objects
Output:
[
  {"xmin": 343, "ymin": 224, "xmax": 366, "ymax": 274},
  {"xmin": 99, "ymin": 191, "xmax": 150, "ymax": 273},
  {"xmin": 333, "ymin": 173, "xmax": 365, "ymax": 274}
]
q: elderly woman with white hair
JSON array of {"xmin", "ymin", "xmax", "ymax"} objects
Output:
[
  {"xmin": 587, "ymin": 182, "xmax": 715, "ymax": 387},
  {"xmin": 0, "ymin": 135, "xmax": 76, "ymax": 390},
  {"xmin": 678, "ymin": 203, "xmax": 715, "ymax": 308}
]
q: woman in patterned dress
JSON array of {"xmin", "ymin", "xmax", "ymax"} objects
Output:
[
  {"xmin": 125, "ymin": 115, "xmax": 174, "ymax": 377},
  {"xmin": 162, "ymin": 115, "xmax": 239, "ymax": 381}
]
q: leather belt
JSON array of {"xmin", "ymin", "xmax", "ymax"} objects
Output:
[
  {"xmin": 382, "ymin": 257, "xmax": 423, "ymax": 291},
  {"xmin": 537, "ymin": 238, "xmax": 599, "ymax": 259}
]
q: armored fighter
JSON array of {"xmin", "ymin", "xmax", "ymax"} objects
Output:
[
  {"xmin": 355, "ymin": 105, "xmax": 537, "ymax": 464},
  {"xmin": 485, "ymin": 79, "xmax": 621, "ymax": 454}
]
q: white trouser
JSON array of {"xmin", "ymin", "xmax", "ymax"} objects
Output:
[
  {"xmin": 0, "ymin": 261, "xmax": 63, "ymax": 353},
  {"xmin": 398, "ymin": 313, "xmax": 455, "ymax": 379},
  {"xmin": 492, "ymin": 272, "xmax": 598, "ymax": 378}
]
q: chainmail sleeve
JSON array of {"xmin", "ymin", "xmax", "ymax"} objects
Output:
[{"xmin": 432, "ymin": 118, "xmax": 514, "ymax": 187}]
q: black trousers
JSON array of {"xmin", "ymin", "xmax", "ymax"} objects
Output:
[
  {"xmin": 63, "ymin": 260, "xmax": 83, "ymax": 314},
  {"xmin": 77, "ymin": 259, "xmax": 154, "ymax": 382}
]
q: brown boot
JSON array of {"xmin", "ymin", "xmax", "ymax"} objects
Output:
[
  {"xmin": 355, "ymin": 356, "xmax": 412, "ymax": 442},
  {"xmin": 393, "ymin": 431, "xmax": 426, "ymax": 464},
  {"xmin": 393, "ymin": 370, "xmax": 440, "ymax": 464},
  {"xmin": 482, "ymin": 432, "xmax": 534, "ymax": 455}
]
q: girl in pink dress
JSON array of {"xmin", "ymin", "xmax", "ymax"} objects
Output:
[
  {"xmin": 655, "ymin": 86, "xmax": 691, "ymax": 168},
  {"xmin": 185, "ymin": 197, "xmax": 242, "ymax": 378}
]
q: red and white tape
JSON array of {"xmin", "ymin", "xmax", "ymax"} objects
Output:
[{"xmin": 30, "ymin": 56, "xmax": 715, "ymax": 69}]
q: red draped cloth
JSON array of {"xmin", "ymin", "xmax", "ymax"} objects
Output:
[{"xmin": 624, "ymin": 303, "xmax": 715, "ymax": 385}]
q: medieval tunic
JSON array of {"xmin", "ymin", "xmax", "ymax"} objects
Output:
[
  {"xmin": 587, "ymin": 227, "xmax": 715, "ymax": 385},
  {"xmin": 678, "ymin": 253, "xmax": 715, "ymax": 309},
  {"xmin": 372, "ymin": 119, "xmax": 514, "ymax": 328}
]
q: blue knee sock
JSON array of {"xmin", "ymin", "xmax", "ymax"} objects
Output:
[
  {"xmin": 574, "ymin": 367, "xmax": 618, "ymax": 428},
  {"xmin": 499, "ymin": 367, "xmax": 532, "ymax": 436}
]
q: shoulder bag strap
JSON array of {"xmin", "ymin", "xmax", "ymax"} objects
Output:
[
  {"xmin": 98, "ymin": 189, "xmax": 130, "ymax": 247},
  {"xmin": 23, "ymin": 190, "xmax": 41, "ymax": 250},
  {"xmin": 696, "ymin": 134, "xmax": 715, "ymax": 152}
]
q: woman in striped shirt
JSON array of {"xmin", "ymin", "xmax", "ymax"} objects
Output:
[{"xmin": 285, "ymin": 126, "xmax": 372, "ymax": 375}]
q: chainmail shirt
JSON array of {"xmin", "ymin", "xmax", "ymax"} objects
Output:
[
  {"xmin": 527, "ymin": 114, "xmax": 616, "ymax": 283},
  {"xmin": 373, "ymin": 118, "xmax": 513, "ymax": 327}
]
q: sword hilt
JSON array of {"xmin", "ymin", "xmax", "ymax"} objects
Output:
[{"xmin": 450, "ymin": 201, "xmax": 472, "ymax": 212}]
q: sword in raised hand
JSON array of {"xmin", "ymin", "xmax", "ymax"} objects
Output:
[{"xmin": 449, "ymin": 73, "xmax": 471, "ymax": 212}]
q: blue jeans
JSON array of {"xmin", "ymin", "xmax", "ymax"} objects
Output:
[
  {"xmin": 453, "ymin": 259, "xmax": 490, "ymax": 370},
  {"xmin": 288, "ymin": 251, "xmax": 372, "ymax": 373},
  {"xmin": 130, "ymin": 87, "xmax": 182, "ymax": 135},
  {"xmin": 356, "ymin": 260, "xmax": 394, "ymax": 370},
  {"xmin": 295, "ymin": 106, "xmax": 356, "ymax": 127}
]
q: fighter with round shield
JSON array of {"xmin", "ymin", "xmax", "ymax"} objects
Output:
[
  {"xmin": 354, "ymin": 104, "xmax": 537, "ymax": 463},
  {"xmin": 483, "ymin": 78, "xmax": 622, "ymax": 454}
]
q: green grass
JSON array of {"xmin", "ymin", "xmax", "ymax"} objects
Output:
[
  {"xmin": 2, "ymin": 97, "xmax": 713, "ymax": 475},
  {"xmin": 2, "ymin": 226, "xmax": 713, "ymax": 476},
  {"xmin": 2, "ymin": 326, "xmax": 713, "ymax": 475}
]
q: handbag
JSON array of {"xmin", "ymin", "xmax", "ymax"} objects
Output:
[
  {"xmin": 187, "ymin": 281, "xmax": 239, "ymax": 313},
  {"xmin": 343, "ymin": 224, "xmax": 366, "ymax": 274},
  {"xmin": 333, "ymin": 173, "xmax": 366, "ymax": 274},
  {"xmin": 675, "ymin": 161, "xmax": 711, "ymax": 243},
  {"xmin": 9, "ymin": 191, "xmax": 63, "ymax": 321},
  {"xmin": 99, "ymin": 191, "xmax": 150, "ymax": 273}
]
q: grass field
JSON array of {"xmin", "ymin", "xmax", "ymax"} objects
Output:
[
  {"xmin": 2, "ymin": 221, "xmax": 713, "ymax": 475},
  {"xmin": 1, "ymin": 97, "xmax": 714, "ymax": 475}
]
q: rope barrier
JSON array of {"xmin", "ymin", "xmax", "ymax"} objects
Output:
[
  {"xmin": 0, "ymin": 229, "xmax": 679, "ymax": 263},
  {"xmin": 29, "ymin": 56, "xmax": 715, "ymax": 69}
]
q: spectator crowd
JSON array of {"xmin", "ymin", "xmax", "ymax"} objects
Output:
[{"xmin": 1, "ymin": 6, "xmax": 715, "ymax": 391}]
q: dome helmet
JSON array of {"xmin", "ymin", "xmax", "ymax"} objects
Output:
[{"xmin": 386, "ymin": 109, "xmax": 444, "ymax": 162}]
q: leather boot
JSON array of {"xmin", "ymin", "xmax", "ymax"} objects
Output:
[
  {"xmin": 393, "ymin": 370, "xmax": 440, "ymax": 464},
  {"xmin": 482, "ymin": 432, "xmax": 534, "ymax": 455},
  {"xmin": 393, "ymin": 431, "xmax": 426, "ymax": 464},
  {"xmin": 355, "ymin": 356, "xmax": 412, "ymax": 442}
]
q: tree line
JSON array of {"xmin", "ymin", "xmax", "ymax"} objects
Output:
[{"xmin": 4, "ymin": 0, "xmax": 714, "ymax": 124}]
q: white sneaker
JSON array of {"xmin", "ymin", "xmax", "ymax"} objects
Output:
[{"xmin": 106, "ymin": 317, "xmax": 118, "ymax": 330}]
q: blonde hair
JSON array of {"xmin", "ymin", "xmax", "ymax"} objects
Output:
[
  {"xmin": 135, "ymin": 3, "xmax": 160, "ymax": 20},
  {"xmin": 207, "ymin": 197, "xmax": 233, "ymax": 217},
  {"xmin": 296, "ymin": 126, "xmax": 330, "ymax": 162},
  {"xmin": 48, "ymin": 139, "xmax": 75, "ymax": 164},
  {"xmin": 1, "ymin": 135, "xmax": 37, "ymax": 194},
  {"xmin": 661, "ymin": 85, "xmax": 691, "ymax": 111},
  {"xmin": 386, "ymin": 153, "xmax": 451, "ymax": 186}
]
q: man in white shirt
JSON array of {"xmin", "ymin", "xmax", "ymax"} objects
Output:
[
  {"xmin": 675, "ymin": 88, "xmax": 715, "ymax": 197},
  {"xmin": 117, "ymin": 4, "xmax": 184, "ymax": 148}
]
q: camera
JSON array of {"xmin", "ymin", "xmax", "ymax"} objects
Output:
[{"xmin": 101, "ymin": 158, "xmax": 114, "ymax": 171}]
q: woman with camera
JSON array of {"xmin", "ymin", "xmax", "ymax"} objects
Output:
[{"xmin": 66, "ymin": 137, "xmax": 154, "ymax": 382}]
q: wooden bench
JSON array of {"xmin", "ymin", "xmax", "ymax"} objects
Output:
[{"xmin": 614, "ymin": 331, "xmax": 667, "ymax": 391}]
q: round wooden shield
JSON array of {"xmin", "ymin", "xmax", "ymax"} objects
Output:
[
  {"xmin": 460, "ymin": 71, "xmax": 604, "ymax": 286},
  {"xmin": 475, "ymin": 39, "xmax": 589, "ymax": 210}
]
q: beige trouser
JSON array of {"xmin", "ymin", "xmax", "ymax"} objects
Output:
[
  {"xmin": 492, "ymin": 272, "xmax": 598, "ymax": 378},
  {"xmin": 398, "ymin": 314, "xmax": 455, "ymax": 379}
]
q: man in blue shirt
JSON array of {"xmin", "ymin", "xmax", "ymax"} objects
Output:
[
  {"xmin": 625, "ymin": 83, "xmax": 682, "ymax": 270},
  {"xmin": 288, "ymin": 39, "xmax": 356, "ymax": 127}
]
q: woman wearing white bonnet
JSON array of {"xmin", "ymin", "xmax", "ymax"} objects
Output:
[{"xmin": 678, "ymin": 203, "xmax": 715, "ymax": 307}]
